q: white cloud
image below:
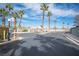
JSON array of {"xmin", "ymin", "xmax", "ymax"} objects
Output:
[
  {"xmin": 23, "ymin": 14, "xmax": 41, "ymax": 20},
  {"xmin": 24, "ymin": 3, "xmax": 79, "ymax": 17},
  {"xmin": 24, "ymin": 3, "xmax": 41, "ymax": 14},
  {"xmin": 48, "ymin": 4, "xmax": 79, "ymax": 16}
]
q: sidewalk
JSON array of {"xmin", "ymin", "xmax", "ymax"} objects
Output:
[
  {"xmin": 0, "ymin": 38, "xmax": 20, "ymax": 45},
  {"xmin": 64, "ymin": 33, "xmax": 79, "ymax": 46}
]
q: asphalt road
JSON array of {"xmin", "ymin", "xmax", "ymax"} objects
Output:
[{"xmin": 0, "ymin": 32, "xmax": 79, "ymax": 56}]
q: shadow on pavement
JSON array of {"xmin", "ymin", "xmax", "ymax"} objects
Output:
[
  {"xmin": 0, "ymin": 40, "xmax": 26, "ymax": 56},
  {"xmin": 0, "ymin": 34, "xmax": 79, "ymax": 56}
]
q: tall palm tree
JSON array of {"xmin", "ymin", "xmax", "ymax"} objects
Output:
[
  {"xmin": 18, "ymin": 10, "xmax": 24, "ymax": 27},
  {"xmin": 0, "ymin": 4, "xmax": 13, "ymax": 40},
  {"xmin": 40, "ymin": 3, "xmax": 49, "ymax": 32},
  {"xmin": 6, "ymin": 4, "xmax": 13, "ymax": 28},
  {"xmin": 12, "ymin": 12, "xmax": 18, "ymax": 39},
  {"xmin": 0, "ymin": 8, "xmax": 8, "ymax": 40},
  {"xmin": 12, "ymin": 12, "xmax": 18, "ymax": 32},
  {"xmin": 0, "ymin": 8, "xmax": 8, "ymax": 28},
  {"xmin": 47, "ymin": 11, "xmax": 52, "ymax": 32},
  {"xmin": 6, "ymin": 4, "xmax": 13, "ymax": 11}
]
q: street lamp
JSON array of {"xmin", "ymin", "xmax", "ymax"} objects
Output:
[{"xmin": 8, "ymin": 18, "xmax": 11, "ymax": 41}]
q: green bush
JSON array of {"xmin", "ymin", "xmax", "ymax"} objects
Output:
[{"xmin": 22, "ymin": 29, "xmax": 28, "ymax": 32}]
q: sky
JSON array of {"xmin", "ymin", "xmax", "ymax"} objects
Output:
[{"xmin": 0, "ymin": 3, "xmax": 79, "ymax": 29}]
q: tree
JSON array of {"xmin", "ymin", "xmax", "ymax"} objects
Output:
[
  {"xmin": 6, "ymin": 4, "xmax": 14, "ymax": 28},
  {"xmin": 5, "ymin": 4, "xmax": 13, "ymax": 18},
  {"xmin": 0, "ymin": 8, "xmax": 8, "ymax": 40},
  {"xmin": 6, "ymin": 4, "xmax": 13, "ymax": 29},
  {"xmin": 11, "ymin": 12, "xmax": 18, "ymax": 39},
  {"xmin": 40, "ymin": 3, "xmax": 49, "ymax": 32},
  {"xmin": 0, "ymin": 8, "xmax": 8, "ymax": 28},
  {"xmin": 18, "ymin": 10, "xmax": 24, "ymax": 27},
  {"xmin": 0, "ymin": 4, "xmax": 13, "ymax": 40},
  {"xmin": 6, "ymin": 4, "xmax": 13, "ymax": 11},
  {"xmin": 12, "ymin": 12, "xmax": 18, "ymax": 32},
  {"xmin": 47, "ymin": 11, "xmax": 52, "ymax": 32}
]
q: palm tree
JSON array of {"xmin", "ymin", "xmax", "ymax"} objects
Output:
[
  {"xmin": 47, "ymin": 11, "xmax": 52, "ymax": 32},
  {"xmin": 12, "ymin": 12, "xmax": 18, "ymax": 39},
  {"xmin": 0, "ymin": 4, "xmax": 13, "ymax": 40},
  {"xmin": 40, "ymin": 3, "xmax": 49, "ymax": 32},
  {"xmin": 0, "ymin": 8, "xmax": 8, "ymax": 40},
  {"xmin": 0, "ymin": 8, "xmax": 8, "ymax": 28},
  {"xmin": 6, "ymin": 4, "xmax": 13, "ymax": 11},
  {"xmin": 12, "ymin": 12, "xmax": 18, "ymax": 32},
  {"xmin": 18, "ymin": 10, "xmax": 24, "ymax": 27},
  {"xmin": 6, "ymin": 4, "xmax": 13, "ymax": 27}
]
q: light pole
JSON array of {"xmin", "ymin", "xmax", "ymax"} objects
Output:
[{"xmin": 8, "ymin": 18, "xmax": 11, "ymax": 41}]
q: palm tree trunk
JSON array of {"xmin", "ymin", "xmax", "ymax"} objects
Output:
[
  {"xmin": 14, "ymin": 18, "xmax": 16, "ymax": 31},
  {"xmin": 13, "ymin": 17, "xmax": 16, "ymax": 40},
  {"xmin": 2, "ymin": 16, "xmax": 5, "ymax": 28},
  {"xmin": 48, "ymin": 16, "xmax": 50, "ymax": 32},
  {"xmin": 2, "ymin": 15, "xmax": 5, "ymax": 40},
  {"xmin": 42, "ymin": 10, "xmax": 44, "ymax": 32}
]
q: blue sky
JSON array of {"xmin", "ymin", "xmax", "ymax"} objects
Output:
[{"xmin": 0, "ymin": 3, "xmax": 79, "ymax": 28}]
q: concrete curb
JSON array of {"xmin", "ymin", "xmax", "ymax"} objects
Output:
[{"xmin": 0, "ymin": 39, "xmax": 20, "ymax": 45}]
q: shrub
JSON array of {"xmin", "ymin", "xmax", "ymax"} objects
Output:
[{"xmin": 22, "ymin": 29, "xmax": 28, "ymax": 32}]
